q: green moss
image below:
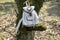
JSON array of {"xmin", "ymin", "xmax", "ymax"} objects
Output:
[
  {"xmin": 50, "ymin": 19, "xmax": 57, "ymax": 25},
  {"xmin": 49, "ymin": 36, "xmax": 54, "ymax": 40},
  {"xmin": 50, "ymin": 16, "xmax": 57, "ymax": 25},
  {"xmin": 0, "ymin": 35, "xmax": 2, "ymax": 40},
  {"xmin": 51, "ymin": 20, "xmax": 57, "ymax": 23},
  {"xmin": 0, "ymin": 29, "xmax": 3, "ymax": 33},
  {"xmin": 35, "ymin": 23, "xmax": 47, "ymax": 30}
]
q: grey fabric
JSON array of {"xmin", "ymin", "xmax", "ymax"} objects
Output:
[
  {"xmin": 16, "ymin": 18, "xmax": 22, "ymax": 33},
  {"xmin": 22, "ymin": 6, "xmax": 39, "ymax": 27}
]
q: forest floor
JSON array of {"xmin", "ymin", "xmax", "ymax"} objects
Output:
[{"xmin": 0, "ymin": 1, "xmax": 60, "ymax": 40}]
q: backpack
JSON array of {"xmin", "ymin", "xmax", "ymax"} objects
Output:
[
  {"xmin": 22, "ymin": 6, "xmax": 39, "ymax": 27},
  {"xmin": 15, "ymin": 1, "xmax": 39, "ymax": 33}
]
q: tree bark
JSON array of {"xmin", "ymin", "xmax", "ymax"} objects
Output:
[{"xmin": 15, "ymin": 0, "xmax": 44, "ymax": 40}]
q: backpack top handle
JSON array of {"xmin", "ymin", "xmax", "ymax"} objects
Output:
[{"xmin": 24, "ymin": 0, "xmax": 30, "ymax": 6}]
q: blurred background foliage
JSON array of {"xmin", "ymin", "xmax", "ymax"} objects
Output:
[{"xmin": 0, "ymin": 0, "xmax": 15, "ymax": 3}]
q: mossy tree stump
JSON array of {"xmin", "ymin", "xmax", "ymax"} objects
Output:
[{"xmin": 15, "ymin": 0, "xmax": 44, "ymax": 40}]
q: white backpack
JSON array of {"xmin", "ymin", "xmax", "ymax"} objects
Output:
[
  {"xmin": 16, "ymin": 1, "xmax": 39, "ymax": 33},
  {"xmin": 22, "ymin": 6, "xmax": 39, "ymax": 26}
]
